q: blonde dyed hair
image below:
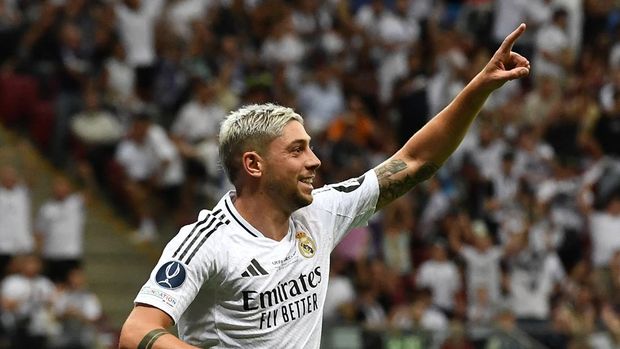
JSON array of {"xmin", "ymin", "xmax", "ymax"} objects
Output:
[{"xmin": 218, "ymin": 103, "xmax": 303, "ymax": 184}]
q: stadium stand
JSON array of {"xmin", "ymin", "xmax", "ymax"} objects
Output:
[{"xmin": 2, "ymin": 0, "xmax": 620, "ymax": 348}]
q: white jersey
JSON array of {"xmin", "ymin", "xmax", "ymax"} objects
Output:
[
  {"xmin": 135, "ymin": 170, "xmax": 379, "ymax": 348},
  {"xmin": 0, "ymin": 184, "xmax": 33, "ymax": 255},
  {"xmin": 36, "ymin": 194, "xmax": 85, "ymax": 259}
]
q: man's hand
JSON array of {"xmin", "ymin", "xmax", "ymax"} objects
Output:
[{"xmin": 479, "ymin": 23, "xmax": 531, "ymax": 92}]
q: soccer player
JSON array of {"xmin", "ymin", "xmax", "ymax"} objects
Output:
[{"xmin": 118, "ymin": 24, "xmax": 531, "ymax": 349}]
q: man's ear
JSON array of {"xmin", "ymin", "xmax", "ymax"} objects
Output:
[{"xmin": 241, "ymin": 151, "xmax": 263, "ymax": 178}]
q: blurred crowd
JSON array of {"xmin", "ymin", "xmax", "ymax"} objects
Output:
[
  {"xmin": 0, "ymin": 150, "xmax": 105, "ymax": 348},
  {"xmin": 1, "ymin": 0, "xmax": 620, "ymax": 348}
]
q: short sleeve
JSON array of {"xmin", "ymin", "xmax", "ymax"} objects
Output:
[
  {"xmin": 308, "ymin": 169, "xmax": 379, "ymax": 248},
  {"xmin": 148, "ymin": 126, "xmax": 177, "ymax": 162},
  {"xmin": 134, "ymin": 211, "xmax": 217, "ymax": 323}
]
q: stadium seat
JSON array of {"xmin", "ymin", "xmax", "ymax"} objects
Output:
[
  {"xmin": 0, "ymin": 72, "xmax": 40, "ymax": 127},
  {"xmin": 29, "ymin": 100, "xmax": 55, "ymax": 150}
]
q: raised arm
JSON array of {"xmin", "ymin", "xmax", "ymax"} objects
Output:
[
  {"xmin": 119, "ymin": 305, "xmax": 199, "ymax": 349},
  {"xmin": 373, "ymin": 24, "xmax": 530, "ymax": 210}
]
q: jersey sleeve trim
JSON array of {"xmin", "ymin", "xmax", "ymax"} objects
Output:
[{"xmin": 171, "ymin": 209, "xmax": 231, "ymax": 265}]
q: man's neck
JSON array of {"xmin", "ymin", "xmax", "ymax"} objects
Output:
[{"xmin": 233, "ymin": 194, "xmax": 291, "ymax": 241}]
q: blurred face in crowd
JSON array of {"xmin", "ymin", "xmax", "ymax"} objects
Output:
[
  {"xmin": 260, "ymin": 121, "xmax": 321, "ymax": 212},
  {"xmin": 473, "ymin": 234, "xmax": 492, "ymax": 252},
  {"xmin": 478, "ymin": 122, "xmax": 495, "ymax": 146},
  {"xmin": 517, "ymin": 129, "xmax": 536, "ymax": 151},
  {"xmin": 0, "ymin": 165, "xmax": 18, "ymax": 189},
  {"xmin": 315, "ymin": 66, "xmax": 332, "ymax": 87},
  {"xmin": 112, "ymin": 42, "xmax": 127, "ymax": 60},
  {"xmin": 539, "ymin": 75, "xmax": 559, "ymax": 97},
  {"xmin": 21, "ymin": 255, "xmax": 43, "ymax": 278},
  {"xmin": 221, "ymin": 35, "xmax": 239, "ymax": 58},
  {"xmin": 196, "ymin": 82, "xmax": 215, "ymax": 105},
  {"xmin": 61, "ymin": 23, "xmax": 81, "ymax": 50},
  {"xmin": 124, "ymin": 0, "xmax": 140, "ymax": 10},
  {"xmin": 395, "ymin": 0, "xmax": 409, "ymax": 15},
  {"xmin": 431, "ymin": 244, "xmax": 447, "ymax": 261},
  {"xmin": 408, "ymin": 53, "xmax": 423, "ymax": 73},
  {"xmin": 608, "ymin": 196, "xmax": 620, "ymax": 215},
  {"xmin": 67, "ymin": 268, "xmax": 86, "ymax": 289},
  {"xmin": 371, "ymin": 0, "xmax": 384, "ymax": 13},
  {"xmin": 348, "ymin": 94, "xmax": 365, "ymax": 115},
  {"xmin": 129, "ymin": 119, "xmax": 150, "ymax": 143},
  {"xmin": 65, "ymin": 0, "xmax": 86, "ymax": 16},
  {"xmin": 53, "ymin": 176, "xmax": 72, "ymax": 201},
  {"xmin": 300, "ymin": 0, "xmax": 318, "ymax": 13},
  {"xmin": 554, "ymin": 11, "xmax": 568, "ymax": 30},
  {"xmin": 501, "ymin": 155, "xmax": 514, "ymax": 175}
]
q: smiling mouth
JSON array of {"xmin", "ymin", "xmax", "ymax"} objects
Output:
[{"xmin": 299, "ymin": 177, "xmax": 314, "ymax": 187}]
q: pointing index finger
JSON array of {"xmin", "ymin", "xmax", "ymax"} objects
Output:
[{"xmin": 499, "ymin": 23, "xmax": 526, "ymax": 54}]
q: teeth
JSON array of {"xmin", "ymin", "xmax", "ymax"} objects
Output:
[{"xmin": 300, "ymin": 178, "xmax": 313, "ymax": 184}]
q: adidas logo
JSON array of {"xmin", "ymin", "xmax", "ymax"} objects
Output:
[{"xmin": 241, "ymin": 259, "xmax": 269, "ymax": 277}]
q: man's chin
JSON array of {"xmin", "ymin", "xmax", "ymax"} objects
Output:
[{"xmin": 293, "ymin": 193, "xmax": 313, "ymax": 210}]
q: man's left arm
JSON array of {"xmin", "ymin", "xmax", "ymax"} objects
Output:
[{"xmin": 373, "ymin": 24, "xmax": 531, "ymax": 211}]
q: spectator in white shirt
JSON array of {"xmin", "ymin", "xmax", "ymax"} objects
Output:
[
  {"xmin": 586, "ymin": 191, "xmax": 620, "ymax": 269},
  {"xmin": 416, "ymin": 241, "xmax": 462, "ymax": 315},
  {"xmin": 513, "ymin": 126, "xmax": 555, "ymax": 193},
  {"xmin": 382, "ymin": 195, "xmax": 414, "ymax": 277},
  {"xmin": 374, "ymin": 0, "xmax": 420, "ymax": 105},
  {"xmin": 260, "ymin": 14, "xmax": 306, "ymax": 88},
  {"xmin": 0, "ymin": 254, "xmax": 56, "ymax": 349},
  {"xmin": 323, "ymin": 256, "xmax": 356, "ymax": 323},
  {"xmin": 0, "ymin": 165, "xmax": 33, "ymax": 277},
  {"xmin": 171, "ymin": 80, "xmax": 226, "ymax": 145},
  {"xmin": 296, "ymin": 64, "xmax": 346, "ymax": 136},
  {"xmin": 533, "ymin": 8, "xmax": 574, "ymax": 82},
  {"xmin": 114, "ymin": 0, "xmax": 166, "ymax": 101},
  {"xmin": 291, "ymin": 0, "xmax": 332, "ymax": 40},
  {"xmin": 115, "ymin": 112, "xmax": 185, "ymax": 242},
  {"xmin": 507, "ymin": 248, "xmax": 565, "ymax": 320},
  {"xmin": 418, "ymin": 177, "xmax": 451, "ymax": 238},
  {"xmin": 70, "ymin": 86, "xmax": 124, "ymax": 189},
  {"xmin": 355, "ymin": 0, "xmax": 390, "ymax": 41},
  {"xmin": 390, "ymin": 288, "xmax": 449, "ymax": 347},
  {"xmin": 467, "ymin": 120, "xmax": 508, "ymax": 181},
  {"xmin": 163, "ymin": 0, "xmax": 212, "ymax": 42},
  {"xmin": 449, "ymin": 217, "xmax": 524, "ymax": 306},
  {"xmin": 171, "ymin": 79, "xmax": 229, "ymax": 205},
  {"xmin": 50, "ymin": 267, "xmax": 102, "ymax": 349},
  {"xmin": 490, "ymin": 151, "xmax": 520, "ymax": 206},
  {"xmin": 35, "ymin": 175, "xmax": 88, "ymax": 284},
  {"xmin": 536, "ymin": 159, "xmax": 584, "ymax": 236},
  {"xmin": 492, "ymin": 0, "xmax": 551, "ymax": 57},
  {"xmin": 103, "ymin": 41, "xmax": 136, "ymax": 110}
]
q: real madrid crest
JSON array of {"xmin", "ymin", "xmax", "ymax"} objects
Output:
[{"xmin": 296, "ymin": 231, "xmax": 316, "ymax": 258}]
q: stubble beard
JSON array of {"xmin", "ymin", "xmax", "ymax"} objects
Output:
[{"xmin": 265, "ymin": 179, "xmax": 313, "ymax": 213}]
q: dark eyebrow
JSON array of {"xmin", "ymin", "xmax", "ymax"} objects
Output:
[{"xmin": 287, "ymin": 139, "xmax": 310, "ymax": 148}]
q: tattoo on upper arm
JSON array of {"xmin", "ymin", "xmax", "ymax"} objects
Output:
[
  {"xmin": 138, "ymin": 329, "xmax": 168, "ymax": 349},
  {"xmin": 374, "ymin": 159, "xmax": 439, "ymax": 209}
]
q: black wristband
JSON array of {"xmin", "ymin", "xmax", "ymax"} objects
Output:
[{"xmin": 138, "ymin": 328, "xmax": 168, "ymax": 349}]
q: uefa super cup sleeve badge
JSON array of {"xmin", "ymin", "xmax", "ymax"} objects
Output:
[{"xmin": 295, "ymin": 232, "xmax": 316, "ymax": 258}]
